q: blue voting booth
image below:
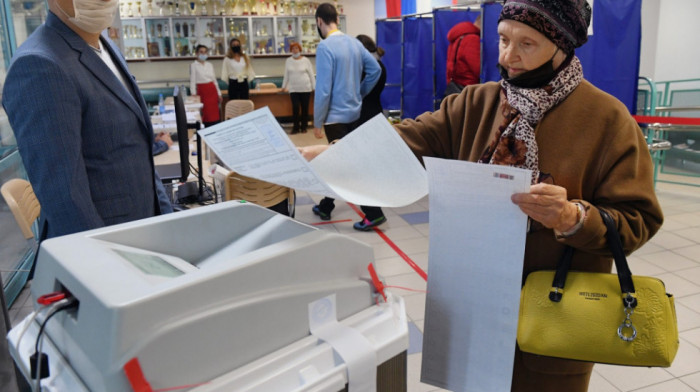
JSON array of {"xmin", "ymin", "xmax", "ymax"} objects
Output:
[{"xmin": 376, "ymin": 0, "xmax": 642, "ymax": 119}]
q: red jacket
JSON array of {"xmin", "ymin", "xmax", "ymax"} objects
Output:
[{"xmin": 446, "ymin": 21, "xmax": 481, "ymax": 87}]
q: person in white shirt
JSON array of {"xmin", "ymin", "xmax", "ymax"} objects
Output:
[
  {"xmin": 222, "ymin": 38, "xmax": 255, "ymax": 100},
  {"xmin": 190, "ymin": 45, "xmax": 222, "ymax": 127},
  {"xmin": 281, "ymin": 42, "xmax": 315, "ymax": 134}
]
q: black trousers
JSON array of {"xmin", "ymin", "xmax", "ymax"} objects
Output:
[
  {"xmin": 317, "ymin": 122, "xmax": 384, "ymax": 221},
  {"xmin": 228, "ymin": 79, "xmax": 249, "ymax": 100},
  {"xmin": 289, "ymin": 92, "xmax": 310, "ymax": 132}
]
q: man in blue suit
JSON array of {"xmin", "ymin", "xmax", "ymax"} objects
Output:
[{"xmin": 2, "ymin": 0, "xmax": 173, "ymax": 239}]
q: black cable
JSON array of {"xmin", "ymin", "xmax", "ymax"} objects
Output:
[{"xmin": 34, "ymin": 301, "xmax": 77, "ymax": 356}]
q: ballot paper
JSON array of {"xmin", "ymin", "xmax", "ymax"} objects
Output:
[
  {"xmin": 198, "ymin": 107, "xmax": 428, "ymax": 207},
  {"xmin": 421, "ymin": 158, "xmax": 530, "ymax": 392}
]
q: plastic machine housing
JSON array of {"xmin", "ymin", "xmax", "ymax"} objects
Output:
[{"xmin": 8, "ymin": 201, "xmax": 406, "ymax": 391}]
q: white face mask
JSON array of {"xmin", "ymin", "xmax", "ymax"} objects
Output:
[
  {"xmin": 58, "ymin": 0, "xmax": 119, "ymax": 34},
  {"xmin": 292, "ymin": 52, "xmax": 301, "ymax": 59}
]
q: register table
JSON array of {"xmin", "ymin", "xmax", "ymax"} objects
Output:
[{"xmin": 224, "ymin": 87, "xmax": 315, "ymax": 119}]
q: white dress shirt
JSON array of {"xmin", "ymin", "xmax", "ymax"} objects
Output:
[
  {"xmin": 189, "ymin": 60, "xmax": 221, "ymax": 96},
  {"xmin": 221, "ymin": 56, "xmax": 255, "ymax": 83}
]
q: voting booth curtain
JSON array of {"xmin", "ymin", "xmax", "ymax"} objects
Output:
[
  {"xmin": 376, "ymin": 0, "xmax": 641, "ymax": 119},
  {"xmin": 376, "ymin": 19, "xmax": 402, "ymax": 113},
  {"xmin": 401, "ymin": 16, "xmax": 434, "ymax": 120},
  {"xmin": 576, "ymin": 0, "xmax": 642, "ymax": 114}
]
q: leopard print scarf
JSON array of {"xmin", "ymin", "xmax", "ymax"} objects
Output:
[{"xmin": 479, "ymin": 55, "xmax": 583, "ymax": 184}]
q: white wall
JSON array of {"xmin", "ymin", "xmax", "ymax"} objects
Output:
[
  {"xmin": 639, "ymin": 0, "xmax": 660, "ymax": 80},
  {"xmin": 650, "ymin": 0, "xmax": 700, "ymax": 82},
  {"xmin": 342, "ymin": 0, "xmax": 376, "ymax": 39}
]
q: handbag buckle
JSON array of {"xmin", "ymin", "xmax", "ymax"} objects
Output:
[
  {"xmin": 549, "ymin": 287, "xmax": 563, "ymax": 302},
  {"xmin": 618, "ymin": 294, "xmax": 638, "ymax": 342}
]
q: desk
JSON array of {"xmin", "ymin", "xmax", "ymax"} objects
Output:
[
  {"xmin": 151, "ymin": 111, "xmax": 202, "ymax": 134},
  {"xmin": 223, "ymin": 88, "xmax": 314, "ymax": 119},
  {"xmin": 164, "ymin": 95, "xmax": 201, "ymax": 105}
]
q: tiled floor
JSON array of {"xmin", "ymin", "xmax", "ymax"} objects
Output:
[{"xmin": 8, "ymin": 129, "xmax": 700, "ymax": 391}]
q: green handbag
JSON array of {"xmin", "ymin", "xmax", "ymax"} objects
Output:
[{"xmin": 517, "ymin": 209, "xmax": 679, "ymax": 367}]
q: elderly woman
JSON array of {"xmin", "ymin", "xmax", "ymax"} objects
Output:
[
  {"xmin": 281, "ymin": 42, "xmax": 315, "ymax": 134},
  {"xmin": 301, "ymin": 0, "xmax": 663, "ymax": 390}
]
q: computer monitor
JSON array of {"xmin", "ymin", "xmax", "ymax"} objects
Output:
[{"xmin": 155, "ymin": 86, "xmax": 190, "ymax": 183}]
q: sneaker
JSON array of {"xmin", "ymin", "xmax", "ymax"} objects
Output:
[
  {"xmin": 353, "ymin": 216, "xmax": 387, "ymax": 231},
  {"xmin": 312, "ymin": 205, "xmax": 331, "ymax": 221}
]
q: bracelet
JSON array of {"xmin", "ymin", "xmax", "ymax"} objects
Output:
[{"xmin": 556, "ymin": 202, "xmax": 586, "ymax": 238}]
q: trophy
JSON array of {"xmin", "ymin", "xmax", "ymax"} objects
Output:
[
  {"xmin": 136, "ymin": 0, "xmax": 142, "ymax": 16},
  {"xmin": 301, "ymin": 19, "xmax": 308, "ymax": 35},
  {"xmin": 278, "ymin": 0, "xmax": 285, "ymax": 15},
  {"xmin": 127, "ymin": 1, "xmax": 133, "ymax": 16},
  {"xmin": 157, "ymin": 23, "xmax": 163, "ymax": 38},
  {"xmin": 199, "ymin": 0, "xmax": 207, "ymax": 15}
]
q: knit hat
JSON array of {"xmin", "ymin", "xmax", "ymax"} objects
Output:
[{"xmin": 499, "ymin": 0, "xmax": 592, "ymax": 54}]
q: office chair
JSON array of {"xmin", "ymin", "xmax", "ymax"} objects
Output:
[
  {"xmin": 222, "ymin": 100, "xmax": 295, "ymax": 216},
  {"xmin": 225, "ymin": 171, "xmax": 295, "ymax": 217},
  {"xmin": 1, "ymin": 178, "xmax": 40, "ymax": 240},
  {"xmin": 224, "ymin": 99, "xmax": 255, "ymax": 120}
]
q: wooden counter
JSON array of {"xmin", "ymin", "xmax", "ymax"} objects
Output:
[{"xmin": 223, "ymin": 88, "xmax": 314, "ymax": 119}]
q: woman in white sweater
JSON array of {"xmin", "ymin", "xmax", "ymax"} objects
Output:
[
  {"xmin": 281, "ymin": 42, "xmax": 315, "ymax": 134},
  {"xmin": 222, "ymin": 37, "xmax": 255, "ymax": 100}
]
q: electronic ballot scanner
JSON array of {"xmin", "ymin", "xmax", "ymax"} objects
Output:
[{"xmin": 7, "ymin": 201, "xmax": 408, "ymax": 391}]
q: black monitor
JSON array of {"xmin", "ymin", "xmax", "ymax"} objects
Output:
[{"xmin": 155, "ymin": 86, "xmax": 190, "ymax": 183}]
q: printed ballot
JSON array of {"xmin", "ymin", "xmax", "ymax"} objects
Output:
[
  {"xmin": 421, "ymin": 158, "xmax": 530, "ymax": 392},
  {"xmin": 198, "ymin": 107, "xmax": 428, "ymax": 207}
]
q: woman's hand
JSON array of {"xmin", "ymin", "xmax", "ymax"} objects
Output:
[
  {"xmin": 511, "ymin": 183, "xmax": 580, "ymax": 233},
  {"xmin": 297, "ymin": 145, "xmax": 330, "ymax": 161},
  {"xmin": 313, "ymin": 127, "xmax": 324, "ymax": 139}
]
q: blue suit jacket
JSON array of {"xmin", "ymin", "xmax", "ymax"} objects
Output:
[{"xmin": 2, "ymin": 12, "xmax": 172, "ymax": 239}]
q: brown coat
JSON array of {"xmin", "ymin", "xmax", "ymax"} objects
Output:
[{"xmin": 395, "ymin": 80, "xmax": 664, "ymax": 391}]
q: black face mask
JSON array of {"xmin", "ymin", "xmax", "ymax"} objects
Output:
[
  {"xmin": 317, "ymin": 26, "xmax": 324, "ymax": 40},
  {"xmin": 232, "ymin": 45, "xmax": 241, "ymax": 53},
  {"xmin": 499, "ymin": 49, "xmax": 560, "ymax": 89}
]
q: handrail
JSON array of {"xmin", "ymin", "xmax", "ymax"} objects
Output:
[
  {"xmin": 637, "ymin": 76, "xmax": 657, "ymax": 115},
  {"xmin": 655, "ymin": 106, "xmax": 700, "ymax": 112}
]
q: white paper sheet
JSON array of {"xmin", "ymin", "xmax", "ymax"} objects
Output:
[
  {"xmin": 310, "ymin": 114, "xmax": 429, "ymax": 207},
  {"xmin": 308, "ymin": 295, "xmax": 377, "ymax": 392},
  {"xmin": 421, "ymin": 158, "xmax": 531, "ymax": 392},
  {"xmin": 198, "ymin": 107, "xmax": 428, "ymax": 207}
]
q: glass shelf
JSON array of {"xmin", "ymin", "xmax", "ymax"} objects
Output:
[{"xmin": 117, "ymin": 13, "xmax": 345, "ymax": 60}]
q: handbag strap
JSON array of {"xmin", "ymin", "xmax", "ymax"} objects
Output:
[
  {"xmin": 548, "ymin": 209, "xmax": 637, "ymax": 307},
  {"xmin": 599, "ymin": 209, "xmax": 636, "ymax": 296}
]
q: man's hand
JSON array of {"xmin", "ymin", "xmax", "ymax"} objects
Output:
[
  {"xmin": 297, "ymin": 145, "xmax": 330, "ymax": 161},
  {"xmin": 313, "ymin": 127, "xmax": 324, "ymax": 139},
  {"xmin": 511, "ymin": 183, "xmax": 579, "ymax": 233},
  {"xmin": 156, "ymin": 132, "xmax": 173, "ymax": 147}
]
